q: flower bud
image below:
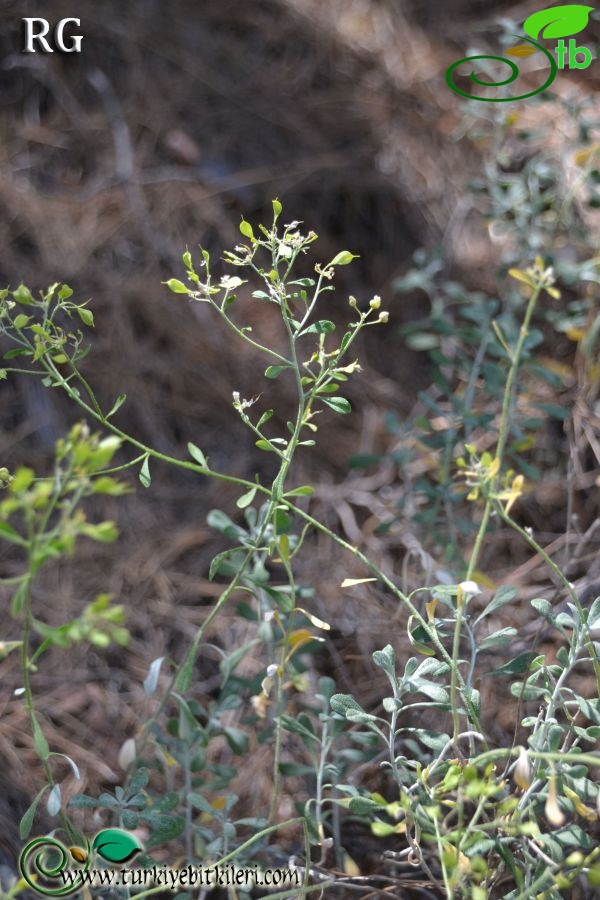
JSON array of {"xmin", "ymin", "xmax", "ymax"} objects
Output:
[
  {"xmin": 369, "ymin": 295, "xmax": 381, "ymax": 310},
  {"xmin": 348, "ymin": 296, "xmax": 358, "ymax": 309},
  {"xmin": 378, "ymin": 311, "xmax": 389, "ymax": 323}
]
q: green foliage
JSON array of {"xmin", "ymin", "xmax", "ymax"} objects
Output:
[
  {"xmin": 385, "ymin": 97, "xmax": 600, "ymax": 565},
  {"xmin": 0, "ymin": 422, "xmax": 129, "ymax": 851},
  {"xmin": 1, "ymin": 195, "xmax": 599, "ymax": 898}
]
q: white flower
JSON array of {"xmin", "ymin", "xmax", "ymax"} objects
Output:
[
  {"xmin": 458, "ymin": 580, "xmax": 481, "ymax": 599},
  {"xmin": 220, "ymin": 275, "xmax": 245, "ymax": 291}
]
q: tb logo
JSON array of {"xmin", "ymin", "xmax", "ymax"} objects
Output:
[{"xmin": 22, "ymin": 18, "xmax": 83, "ymax": 54}]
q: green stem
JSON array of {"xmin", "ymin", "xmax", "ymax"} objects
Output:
[
  {"xmin": 212, "ymin": 300, "xmax": 291, "ymax": 364},
  {"xmin": 283, "ymin": 500, "xmax": 485, "ymax": 739},
  {"xmin": 450, "ymin": 591, "xmax": 466, "ymax": 745},
  {"xmin": 467, "ymin": 280, "xmax": 542, "ymax": 581},
  {"xmin": 451, "ymin": 279, "xmax": 543, "ymax": 742}
]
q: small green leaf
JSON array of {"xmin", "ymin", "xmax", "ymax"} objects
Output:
[
  {"xmin": 14, "ymin": 314, "xmax": 31, "ymax": 330},
  {"xmin": 82, "ymin": 520, "xmax": 119, "ymax": 543},
  {"xmin": 164, "ymin": 279, "xmax": 189, "ymax": 294},
  {"xmin": 302, "ymin": 319, "xmax": 336, "ymax": 335},
  {"xmin": 20, "ymin": 787, "xmax": 47, "ymax": 839},
  {"xmin": 209, "ymin": 548, "xmax": 241, "ymax": 580},
  {"xmin": 265, "ymin": 365, "xmax": 290, "ymax": 379},
  {"xmin": 77, "ymin": 307, "xmax": 94, "ymax": 327},
  {"xmin": 106, "ymin": 393, "xmax": 127, "ymax": 419},
  {"xmin": 474, "ymin": 586, "xmax": 517, "ymax": 625},
  {"xmin": 257, "ymin": 409, "xmax": 274, "ymax": 428},
  {"xmin": 0, "ymin": 521, "xmax": 24, "ymax": 544},
  {"xmin": 587, "ymin": 596, "xmax": 600, "ymax": 629},
  {"xmin": 187, "ymin": 441, "xmax": 208, "ymax": 468},
  {"xmin": 236, "ymin": 486, "xmax": 257, "ymax": 509},
  {"xmin": 4, "ymin": 348, "xmax": 31, "ymax": 360},
  {"xmin": 348, "ymin": 797, "xmax": 381, "ymax": 814},
  {"xmin": 340, "ymin": 331, "xmax": 353, "ymax": 353},
  {"xmin": 530, "ymin": 597, "xmax": 567, "ymax": 635},
  {"xmin": 485, "ymin": 652, "xmax": 537, "ymax": 677},
  {"xmin": 321, "ymin": 396, "xmax": 351, "ymax": 414},
  {"xmin": 478, "ymin": 627, "xmax": 517, "ymax": 650},
  {"xmin": 174, "ymin": 646, "xmax": 196, "ymax": 693},
  {"xmin": 239, "ymin": 219, "xmax": 255, "ymax": 241},
  {"xmin": 330, "ymin": 251, "xmax": 359, "ymax": 267},
  {"xmin": 222, "ymin": 725, "xmax": 249, "ymax": 755},
  {"xmin": 129, "ymin": 768, "xmax": 149, "ymax": 794},
  {"xmin": 371, "ymin": 820, "xmax": 399, "ymax": 837},
  {"xmin": 284, "ymin": 485, "xmax": 314, "ymax": 497},
  {"xmin": 372, "ymin": 645, "xmax": 396, "ymax": 676},
  {"xmin": 407, "ymin": 616, "xmax": 435, "ymax": 657},
  {"xmin": 330, "ymin": 694, "xmax": 377, "ymax": 722},
  {"xmin": 403, "ymin": 728, "xmax": 451, "ymax": 753},
  {"xmin": 139, "ymin": 456, "xmax": 151, "ymax": 488},
  {"xmin": 219, "ymin": 640, "xmax": 259, "ymax": 685},
  {"xmin": 523, "ymin": 4, "xmax": 593, "ymax": 40},
  {"xmin": 92, "ymin": 828, "xmax": 143, "ymax": 864},
  {"xmin": 272, "ymin": 198, "xmax": 282, "ymax": 219},
  {"xmin": 278, "ymin": 533, "xmax": 290, "ymax": 563},
  {"xmin": 412, "ymin": 681, "xmax": 449, "ymax": 703},
  {"xmin": 256, "ymin": 439, "xmax": 276, "ymax": 452},
  {"xmin": 58, "ymin": 284, "xmax": 73, "ymax": 300},
  {"xmin": 11, "ymin": 579, "xmax": 30, "ymax": 617}
]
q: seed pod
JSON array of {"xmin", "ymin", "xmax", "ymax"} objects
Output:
[
  {"xmin": 545, "ymin": 773, "xmax": 565, "ymax": 827},
  {"xmin": 514, "ymin": 746, "xmax": 531, "ymax": 791}
]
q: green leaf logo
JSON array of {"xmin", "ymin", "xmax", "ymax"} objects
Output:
[
  {"xmin": 523, "ymin": 4, "xmax": 594, "ymax": 40},
  {"xmin": 92, "ymin": 828, "xmax": 143, "ymax": 864}
]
